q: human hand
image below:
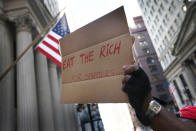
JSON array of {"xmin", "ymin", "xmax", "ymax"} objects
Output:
[{"xmin": 122, "ymin": 65, "xmax": 152, "ymax": 125}]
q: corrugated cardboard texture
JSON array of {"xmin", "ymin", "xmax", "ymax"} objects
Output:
[
  {"xmin": 61, "ymin": 76, "xmax": 128, "ymax": 104},
  {"xmin": 60, "ymin": 6, "xmax": 134, "ymax": 103},
  {"xmin": 60, "ymin": 6, "xmax": 129, "ymax": 56}
]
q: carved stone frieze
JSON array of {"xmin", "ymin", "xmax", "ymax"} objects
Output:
[
  {"xmin": 13, "ymin": 13, "xmax": 33, "ymax": 32},
  {"xmin": 0, "ymin": 1, "xmax": 6, "ymax": 24}
]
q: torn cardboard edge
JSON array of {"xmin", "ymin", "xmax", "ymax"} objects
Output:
[{"xmin": 60, "ymin": 6, "xmax": 130, "ymax": 56}]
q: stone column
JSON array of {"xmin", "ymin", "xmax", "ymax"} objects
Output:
[
  {"xmin": 57, "ymin": 64, "xmax": 79, "ymax": 131},
  {"xmin": 0, "ymin": 3, "xmax": 15, "ymax": 131},
  {"xmin": 35, "ymin": 51, "xmax": 55, "ymax": 131},
  {"xmin": 175, "ymin": 77, "xmax": 189, "ymax": 107},
  {"xmin": 63, "ymin": 104, "xmax": 80, "ymax": 131},
  {"xmin": 48, "ymin": 60, "xmax": 66, "ymax": 131},
  {"xmin": 183, "ymin": 66, "xmax": 196, "ymax": 99},
  {"xmin": 15, "ymin": 15, "xmax": 39, "ymax": 131}
]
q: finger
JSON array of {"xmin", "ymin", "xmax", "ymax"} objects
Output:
[
  {"xmin": 122, "ymin": 75, "xmax": 131, "ymax": 84},
  {"xmin": 122, "ymin": 64, "xmax": 138, "ymax": 74}
]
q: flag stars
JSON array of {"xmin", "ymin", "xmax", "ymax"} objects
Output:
[{"xmin": 52, "ymin": 16, "xmax": 70, "ymax": 37}]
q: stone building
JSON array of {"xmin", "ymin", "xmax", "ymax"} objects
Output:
[
  {"xmin": 0, "ymin": 0, "xmax": 79, "ymax": 131},
  {"xmin": 130, "ymin": 16, "xmax": 171, "ymax": 103},
  {"xmin": 136, "ymin": 0, "xmax": 196, "ymax": 109},
  {"xmin": 137, "ymin": 0, "xmax": 186, "ymax": 70},
  {"xmin": 164, "ymin": 1, "xmax": 196, "ymax": 109}
]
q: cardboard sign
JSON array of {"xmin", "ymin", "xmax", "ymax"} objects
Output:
[{"xmin": 60, "ymin": 6, "xmax": 134, "ymax": 103}]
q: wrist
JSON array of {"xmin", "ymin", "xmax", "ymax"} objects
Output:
[{"xmin": 145, "ymin": 100, "xmax": 162, "ymax": 120}]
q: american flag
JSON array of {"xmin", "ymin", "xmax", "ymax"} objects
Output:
[
  {"xmin": 168, "ymin": 82, "xmax": 176, "ymax": 94},
  {"xmin": 36, "ymin": 15, "xmax": 70, "ymax": 66}
]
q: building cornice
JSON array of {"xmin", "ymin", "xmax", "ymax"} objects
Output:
[
  {"xmin": 172, "ymin": 2, "xmax": 196, "ymax": 56},
  {"xmin": 163, "ymin": 57, "xmax": 179, "ymax": 78},
  {"xmin": 3, "ymin": 0, "xmax": 53, "ymax": 33}
]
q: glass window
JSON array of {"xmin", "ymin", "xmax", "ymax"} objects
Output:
[
  {"xmin": 156, "ymin": 35, "xmax": 159, "ymax": 42},
  {"xmin": 162, "ymin": 40, "xmax": 165, "ymax": 46},
  {"xmin": 154, "ymin": 0, "xmax": 158, "ymax": 5},
  {"xmin": 165, "ymin": 14, "xmax": 169, "ymax": 21},
  {"xmin": 158, "ymin": 29, "xmax": 161, "ymax": 36},
  {"xmin": 139, "ymin": 41, "xmax": 148, "ymax": 46},
  {"xmin": 144, "ymin": 8, "xmax": 147, "ymax": 13},
  {"xmin": 148, "ymin": 16, "xmax": 151, "ymax": 22},
  {"xmin": 146, "ymin": 57, "xmax": 155, "ymax": 64},
  {"xmin": 151, "ymin": 29, "xmax": 154, "ymax": 35},
  {"xmin": 174, "ymin": 19, "xmax": 179, "ymax": 27},
  {"xmin": 155, "ymin": 16, "xmax": 158, "ymax": 23},
  {"xmin": 165, "ymin": 55, "xmax": 168, "ymax": 63},
  {"xmin": 152, "ymin": 6, "xmax": 155, "ymax": 12},
  {"xmin": 147, "ymin": 20, "xmax": 150, "ymax": 25},
  {"xmin": 154, "ymin": 19, "xmax": 157, "ymax": 25},
  {"xmin": 143, "ymin": 48, "xmax": 150, "ymax": 54},
  {"xmin": 150, "ymin": 11, "xmax": 154, "ymax": 16},
  {"xmin": 149, "ymin": 65, "xmax": 158, "ymax": 73},
  {"xmin": 160, "ymin": 26, "xmax": 164, "ymax": 33},
  {"xmin": 137, "ymin": 24, "xmax": 142, "ymax": 28},
  {"xmin": 160, "ymin": 4, "xmax": 164, "ymax": 11},
  {"xmin": 171, "ymin": 1, "xmax": 176, "ymax": 9},
  {"xmin": 146, "ymin": 1, "xmax": 150, "ymax": 7},
  {"xmin": 177, "ymin": 13, "xmax": 182, "ymax": 21},
  {"xmin": 160, "ymin": 45, "xmax": 163, "ymax": 52},
  {"xmin": 156, "ymin": 84, "xmax": 165, "ymax": 92},
  {"xmin": 168, "ymin": 30, "xmax": 172, "ymax": 37},
  {"xmin": 169, "ymin": 6, "xmax": 174, "ymax": 14},
  {"xmin": 137, "ymin": 35, "xmax": 145, "ymax": 39},
  {"xmin": 170, "ymin": 26, "xmax": 175, "ymax": 34},
  {"xmin": 140, "ymin": 0, "xmax": 144, "ymax": 5},
  {"xmin": 158, "ymin": 9, "xmax": 162, "ymax": 15},
  {"xmin": 164, "ymin": 0, "xmax": 168, "ymax": 3},
  {"xmin": 168, "ymin": 51, "xmax": 173, "ymax": 60},
  {"xmin": 152, "ymin": 25, "xmax": 155, "ymax": 30},
  {"xmin": 156, "ymin": 16, "xmax": 159, "ymax": 22},
  {"xmin": 163, "ymin": 19, "xmax": 167, "ymax": 26},
  {"xmin": 165, "ymin": 36, "xmax": 169, "ymax": 43},
  {"xmin": 162, "ymin": 57, "xmax": 166, "ymax": 65},
  {"xmin": 154, "ymin": 38, "xmax": 157, "ymax": 44}
]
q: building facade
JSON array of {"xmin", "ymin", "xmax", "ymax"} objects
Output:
[
  {"xmin": 0, "ymin": 0, "xmax": 79, "ymax": 131},
  {"xmin": 130, "ymin": 16, "xmax": 171, "ymax": 103},
  {"xmin": 164, "ymin": 2, "xmax": 196, "ymax": 109},
  {"xmin": 137, "ymin": 0, "xmax": 196, "ymax": 109},
  {"xmin": 137, "ymin": 0, "xmax": 186, "ymax": 70},
  {"xmin": 43, "ymin": 0, "xmax": 59, "ymax": 17}
]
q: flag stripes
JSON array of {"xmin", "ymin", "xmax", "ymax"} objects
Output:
[
  {"xmin": 37, "ymin": 32, "xmax": 62, "ymax": 65},
  {"xmin": 36, "ymin": 15, "xmax": 70, "ymax": 66},
  {"xmin": 37, "ymin": 47, "xmax": 61, "ymax": 66},
  {"xmin": 42, "ymin": 41, "xmax": 60, "ymax": 55}
]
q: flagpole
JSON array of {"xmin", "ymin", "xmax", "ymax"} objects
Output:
[{"xmin": 0, "ymin": 7, "xmax": 66, "ymax": 81}]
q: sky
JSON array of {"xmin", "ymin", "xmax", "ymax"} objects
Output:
[
  {"xmin": 58, "ymin": 0, "xmax": 142, "ymax": 31},
  {"xmin": 57, "ymin": 0, "xmax": 142, "ymax": 131}
]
